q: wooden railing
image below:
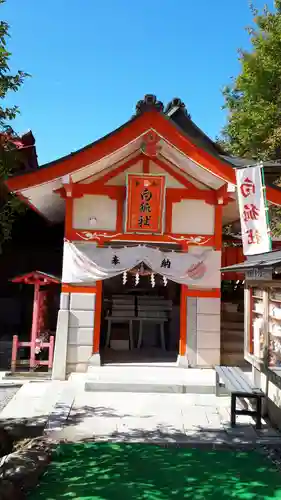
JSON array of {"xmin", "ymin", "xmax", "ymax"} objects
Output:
[{"xmin": 11, "ymin": 334, "xmax": 55, "ymax": 371}]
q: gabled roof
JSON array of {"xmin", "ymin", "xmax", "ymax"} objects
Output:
[
  {"xmin": 167, "ymin": 102, "xmax": 225, "ymax": 157},
  {"xmin": 11, "ymin": 270, "xmax": 60, "ymax": 285},
  {"xmin": 5, "ymin": 95, "xmax": 281, "ymax": 222},
  {"xmin": 6, "ymin": 99, "xmax": 236, "ymax": 189}
]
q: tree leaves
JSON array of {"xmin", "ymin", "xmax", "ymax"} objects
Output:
[
  {"xmin": 222, "ymin": 5, "xmax": 281, "ymax": 161},
  {"xmin": 0, "ymin": 0, "xmax": 29, "ymax": 248},
  {"xmin": 221, "ymin": 3, "xmax": 281, "ymax": 235}
]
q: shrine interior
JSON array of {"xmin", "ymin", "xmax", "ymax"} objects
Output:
[{"xmin": 99, "ymin": 271, "xmax": 181, "ymax": 365}]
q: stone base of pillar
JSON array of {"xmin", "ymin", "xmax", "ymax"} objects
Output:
[
  {"xmin": 177, "ymin": 354, "xmax": 190, "ymax": 368},
  {"xmin": 87, "ymin": 353, "xmax": 101, "ymax": 371}
]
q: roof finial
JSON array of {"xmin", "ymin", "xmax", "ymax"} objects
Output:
[
  {"xmin": 165, "ymin": 98, "xmax": 191, "ymax": 118},
  {"xmin": 135, "ymin": 94, "xmax": 164, "ymax": 115}
]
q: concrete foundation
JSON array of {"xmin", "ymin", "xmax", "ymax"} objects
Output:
[
  {"xmin": 53, "ymin": 291, "xmax": 97, "ymax": 380},
  {"xmin": 185, "ymin": 297, "xmax": 221, "ymax": 367}
]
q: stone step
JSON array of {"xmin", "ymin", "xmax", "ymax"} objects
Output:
[
  {"xmin": 84, "ymin": 380, "xmax": 215, "ymax": 394},
  {"xmin": 4, "ymin": 372, "xmax": 51, "ymax": 381},
  {"xmin": 84, "ymin": 366, "xmax": 216, "ymax": 395}
]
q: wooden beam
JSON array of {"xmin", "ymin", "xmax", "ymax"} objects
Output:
[
  {"xmin": 143, "ymin": 156, "xmax": 150, "ymax": 173},
  {"xmin": 95, "ymin": 154, "xmax": 143, "ymax": 185},
  {"xmin": 214, "ymin": 204, "xmax": 223, "ymax": 250},
  {"xmin": 93, "ymin": 280, "xmax": 102, "ymax": 354},
  {"xmin": 153, "ymin": 156, "xmax": 197, "ymax": 190},
  {"xmin": 69, "ymin": 229, "xmax": 215, "ymax": 246}
]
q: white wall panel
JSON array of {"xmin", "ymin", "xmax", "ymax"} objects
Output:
[
  {"xmin": 172, "ymin": 200, "xmax": 214, "ymax": 234},
  {"xmin": 73, "ymin": 195, "xmax": 117, "ymax": 230}
]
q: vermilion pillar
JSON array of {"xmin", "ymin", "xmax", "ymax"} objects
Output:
[{"xmin": 30, "ymin": 282, "xmax": 40, "ymax": 368}]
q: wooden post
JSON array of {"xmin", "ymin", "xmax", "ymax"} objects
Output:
[
  {"xmin": 179, "ymin": 285, "xmax": 187, "ymax": 356},
  {"xmin": 11, "ymin": 335, "xmax": 18, "ymax": 372},
  {"xmin": 30, "ymin": 282, "xmax": 40, "ymax": 369},
  {"xmin": 93, "ymin": 280, "xmax": 102, "ymax": 354},
  {"xmin": 179, "ymin": 241, "xmax": 188, "ymax": 358},
  {"xmin": 38, "ymin": 289, "xmax": 48, "ymax": 334},
  {"xmin": 48, "ymin": 335, "xmax": 55, "ymax": 370},
  {"xmin": 214, "ymin": 204, "xmax": 223, "ymax": 251}
]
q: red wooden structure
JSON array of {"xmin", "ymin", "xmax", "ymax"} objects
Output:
[
  {"xmin": 10, "ymin": 271, "xmax": 60, "ymax": 371},
  {"xmin": 221, "ymin": 246, "xmax": 244, "ymax": 281}
]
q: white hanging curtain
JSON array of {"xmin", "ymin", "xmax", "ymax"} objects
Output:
[{"xmin": 62, "ymin": 241, "xmax": 220, "ymax": 288}]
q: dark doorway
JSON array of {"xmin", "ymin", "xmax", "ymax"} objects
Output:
[{"xmin": 99, "ymin": 272, "xmax": 180, "ymax": 365}]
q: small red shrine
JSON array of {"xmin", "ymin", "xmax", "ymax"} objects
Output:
[
  {"xmin": 5, "ymin": 95, "xmax": 281, "ymax": 379},
  {"xmin": 10, "ymin": 271, "xmax": 60, "ymax": 371}
]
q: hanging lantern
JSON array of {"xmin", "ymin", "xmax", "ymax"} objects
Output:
[
  {"xmin": 151, "ymin": 273, "xmax": 155, "ymax": 288},
  {"xmin": 122, "ymin": 271, "xmax": 127, "ymax": 285},
  {"xmin": 163, "ymin": 276, "xmax": 168, "ymax": 287},
  {"xmin": 135, "ymin": 272, "xmax": 140, "ymax": 286}
]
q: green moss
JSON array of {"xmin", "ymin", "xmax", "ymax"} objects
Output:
[{"xmin": 29, "ymin": 443, "xmax": 281, "ymax": 499}]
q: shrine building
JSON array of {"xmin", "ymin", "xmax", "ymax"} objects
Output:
[{"xmin": 6, "ymin": 95, "xmax": 281, "ymax": 380}]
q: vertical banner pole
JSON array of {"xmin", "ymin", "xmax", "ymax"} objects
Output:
[{"xmin": 260, "ymin": 163, "xmax": 272, "ymax": 251}]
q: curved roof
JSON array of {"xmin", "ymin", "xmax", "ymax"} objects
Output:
[{"xmin": 5, "ymin": 95, "xmax": 281, "ymax": 221}]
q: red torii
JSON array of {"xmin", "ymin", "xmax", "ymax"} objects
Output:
[{"xmin": 11, "ymin": 271, "xmax": 60, "ymax": 371}]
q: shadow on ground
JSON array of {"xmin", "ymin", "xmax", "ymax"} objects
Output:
[
  {"xmin": 67, "ymin": 404, "xmax": 154, "ymax": 422},
  {"xmin": 51, "ymin": 403, "xmax": 279, "ymax": 445},
  {"xmin": 0, "ymin": 415, "xmax": 46, "ymax": 440},
  {"xmin": 28, "ymin": 442, "xmax": 281, "ymax": 500}
]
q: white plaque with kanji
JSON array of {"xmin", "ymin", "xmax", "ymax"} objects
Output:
[{"xmin": 236, "ymin": 165, "xmax": 271, "ymax": 256}]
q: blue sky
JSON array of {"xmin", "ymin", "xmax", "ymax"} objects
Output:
[{"xmin": 2, "ymin": 0, "xmax": 275, "ymax": 165}]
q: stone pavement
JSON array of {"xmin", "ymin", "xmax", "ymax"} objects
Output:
[
  {"xmin": 0, "ymin": 386, "xmax": 19, "ymax": 413},
  {"xmin": 1, "ymin": 373, "xmax": 281, "ymax": 448},
  {"xmin": 50, "ymin": 391, "xmax": 281, "ymax": 446},
  {"xmin": 0, "ymin": 380, "xmax": 70, "ymax": 438}
]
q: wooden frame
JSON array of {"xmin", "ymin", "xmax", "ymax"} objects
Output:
[
  {"xmin": 69, "ymin": 230, "xmax": 216, "ymax": 246},
  {"xmin": 124, "ymin": 173, "xmax": 166, "ymax": 234}
]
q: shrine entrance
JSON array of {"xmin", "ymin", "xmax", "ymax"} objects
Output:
[{"xmin": 99, "ymin": 264, "xmax": 180, "ymax": 365}]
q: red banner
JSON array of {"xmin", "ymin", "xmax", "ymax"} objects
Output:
[{"xmin": 125, "ymin": 174, "xmax": 166, "ymax": 233}]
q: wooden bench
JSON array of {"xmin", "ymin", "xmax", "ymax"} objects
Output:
[
  {"xmin": 215, "ymin": 365, "xmax": 265, "ymax": 429},
  {"xmin": 136, "ymin": 297, "xmax": 172, "ymax": 350},
  {"xmin": 105, "ymin": 295, "xmax": 135, "ymax": 349}
]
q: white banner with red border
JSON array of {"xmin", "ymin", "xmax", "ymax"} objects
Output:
[{"xmin": 235, "ymin": 165, "xmax": 271, "ymax": 256}]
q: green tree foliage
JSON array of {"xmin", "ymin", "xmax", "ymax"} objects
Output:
[
  {"xmin": 221, "ymin": 1, "xmax": 281, "ymax": 235},
  {"xmin": 222, "ymin": 1, "xmax": 281, "ymax": 159},
  {"xmin": 0, "ymin": 0, "xmax": 29, "ymax": 248}
]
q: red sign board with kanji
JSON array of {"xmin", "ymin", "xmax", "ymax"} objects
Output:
[{"xmin": 125, "ymin": 174, "xmax": 166, "ymax": 233}]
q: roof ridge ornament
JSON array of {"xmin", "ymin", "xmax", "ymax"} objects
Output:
[
  {"xmin": 140, "ymin": 131, "xmax": 161, "ymax": 157},
  {"xmin": 165, "ymin": 98, "xmax": 191, "ymax": 118},
  {"xmin": 135, "ymin": 94, "xmax": 164, "ymax": 115}
]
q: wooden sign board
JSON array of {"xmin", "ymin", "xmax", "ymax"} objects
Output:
[
  {"xmin": 246, "ymin": 267, "xmax": 272, "ymax": 281},
  {"xmin": 125, "ymin": 174, "xmax": 166, "ymax": 234}
]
